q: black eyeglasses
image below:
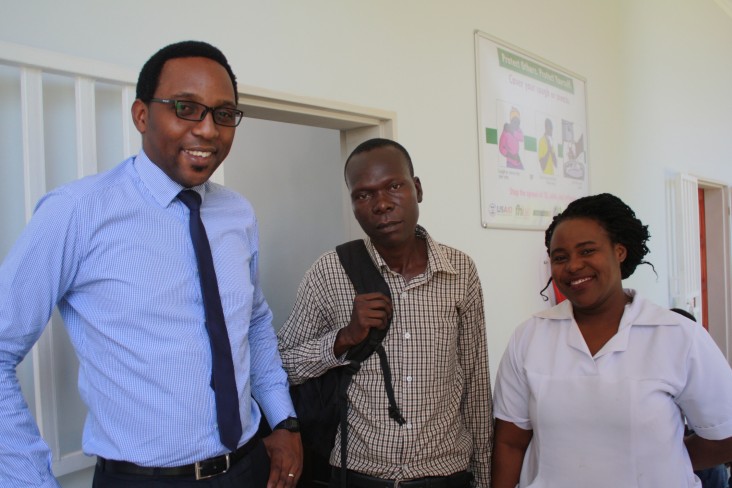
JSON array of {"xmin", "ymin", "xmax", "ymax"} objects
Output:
[{"xmin": 149, "ymin": 98, "xmax": 244, "ymax": 127}]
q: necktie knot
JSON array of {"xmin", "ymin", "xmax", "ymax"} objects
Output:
[{"xmin": 178, "ymin": 190, "xmax": 202, "ymax": 211}]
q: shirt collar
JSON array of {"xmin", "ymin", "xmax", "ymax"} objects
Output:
[
  {"xmin": 132, "ymin": 150, "xmax": 208, "ymax": 208},
  {"xmin": 534, "ymin": 288, "xmax": 642, "ymax": 322},
  {"xmin": 364, "ymin": 225, "xmax": 458, "ymax": 277},
  {"xmin": 534, "ymin": 289, "xmax": 678, "ymax": 357}
]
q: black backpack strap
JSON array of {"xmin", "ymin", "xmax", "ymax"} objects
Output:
[
  {"xmin": 336, "ymin": 240, "xmax": 390, "ymax": 297},
  {"xmin": 334, "ymin": 240, "xmax": 406, "ymax": 486},
  {"xmin": 337, "ymin": 240, "xmax": 391, "ymax": 364},
  {"xmin": 374, "ymin": 345, "xmax": 405, "ymax": 425}
]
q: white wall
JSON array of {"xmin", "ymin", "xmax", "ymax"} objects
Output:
[
  {"xmin": 226, "ymin": 118, "xmax": 346, "ymax": 330},
  {"xmin": 1, "ymin": 0, "xmax": 620, "ymax": 375},
  {"xmin": 616, "ymin": 0, "xmax": 732, "ymax": 307},
  {"xmin": 1, "ymin": 1, "xmax": 732, "ymax": 485}
]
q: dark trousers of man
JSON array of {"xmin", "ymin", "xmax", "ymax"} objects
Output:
[
  {"xmin": 328, "ymin": 468, "xmax": 472, "ymax": 488},
  {"xmin": 93, "ymin": 440, "xmax": 269, "ymax": 487}
]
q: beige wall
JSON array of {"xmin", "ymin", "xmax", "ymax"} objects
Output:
[{"xmin": 2, "ymin": 0, "xmax": 731, "ymax": 421}]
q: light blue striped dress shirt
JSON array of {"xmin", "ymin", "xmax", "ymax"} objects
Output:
[{"xmin": 0, "ymin": 151, "xmax": 294, "ymax": 487}]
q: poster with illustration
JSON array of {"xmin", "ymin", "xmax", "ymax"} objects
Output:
[{"xmin": 475, "ymin": 32, "xmax": 589, "ymax": 230}]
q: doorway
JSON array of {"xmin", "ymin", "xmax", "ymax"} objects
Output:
[
  {"xmin": 224, "ymin": 87, "xmax": 396, "ymax": 329},
  {"xmin": 226, "ymin": 119, "xmax": 343, "ymax": 330},
  {"xmin": 697, "ymin": 181, "xmax": 731, "ymax": 359}
]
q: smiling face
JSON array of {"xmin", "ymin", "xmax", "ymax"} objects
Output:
[
  {"xmin": 549, "ymin": 217, "xmax": 628, "ymax": 314},
  {"xmin": 345, "ymin": 145, "xmax": 423, "ymax": 252},
  {"xmin": 131, "ymin": 56, "xmax": 237, "ymax": 188}
]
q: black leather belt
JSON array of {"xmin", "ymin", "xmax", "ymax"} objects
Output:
[
  {"xmin": 96, "ymin": 436, "xmax": 259, "ymax": 481},
  {"xmin": 332, "ymin": 468, "xmax": 472, "ymax": 488}
]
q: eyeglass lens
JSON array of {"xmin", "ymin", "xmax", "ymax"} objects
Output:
[{"xmin": 174, "ymin": 100, "xmax": 242, "ymax": 127}]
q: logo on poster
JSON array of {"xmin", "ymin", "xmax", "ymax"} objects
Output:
[{"xmin": 488, "ymin": 202, "xmax": 514, "ymax": 217}]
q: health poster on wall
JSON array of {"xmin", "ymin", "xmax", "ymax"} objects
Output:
[{"xmin": 475, "ymin": 31, "xmax": 589, "ymax": 230}]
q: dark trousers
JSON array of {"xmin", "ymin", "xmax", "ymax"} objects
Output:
[
  {"xmin": 92, "ymin": 441, "xmax": 270, "ymax": 487},
  {"xmin": 328, "ymin": 468, "xmax": 472, "ymax": 488}
]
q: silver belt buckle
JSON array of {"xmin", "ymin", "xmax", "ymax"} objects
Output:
[
  {"xmin": 394, "ymin": 475, "xmax": 416, "ymax": 488},
  {"xmin": 194, "ymin": 453, "xmax": 230, "ymax": 480}
]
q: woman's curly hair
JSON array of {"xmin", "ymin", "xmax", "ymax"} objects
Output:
[{"xmin": 544, "ymin": 193, "xmax": 654, "ymax": 280}]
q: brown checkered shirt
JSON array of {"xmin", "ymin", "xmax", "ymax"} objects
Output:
[{"xmin": 277, "ymin": 227, "xmax": 492, "ymax": 487}]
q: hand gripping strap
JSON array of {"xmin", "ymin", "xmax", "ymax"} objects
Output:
[{"xmin": 335, "ymin": 240, "xmax": 406, "ymax": 487}]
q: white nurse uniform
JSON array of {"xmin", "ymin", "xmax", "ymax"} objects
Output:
[{"xmin": 494, "ymin": 290, "xmax": 732, "ymax": 488}]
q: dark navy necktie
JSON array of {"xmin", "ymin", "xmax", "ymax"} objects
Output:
[{"xmin": 178, "ymin": 190, "xmax": 242, "ymax": 451}]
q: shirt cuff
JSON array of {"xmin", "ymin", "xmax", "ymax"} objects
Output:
[
  {"xmin": 320, "ymin": 328, "xmax": 349, "ymax": 367},
  {"xmin": 260, "ymin": 388, "xmax": 297, "ymax": 429},
  {"xmin": 692, "ymin": 418, "xmax": 732, "ymax": 441}
]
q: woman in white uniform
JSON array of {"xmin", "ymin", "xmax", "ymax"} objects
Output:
[{"xmin": 491, "ymin": 193, "xmax": 732, "ymax": 488}]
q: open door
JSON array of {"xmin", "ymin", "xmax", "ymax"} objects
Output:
[
  {"xmin": 668, "ymin": 173, "xmax": 732, "ymax": 362},
  {"xmin": 698, "ymin": 182, "xmax": 732, "ymax": 361},
  {"xmin": 698, "ymin": 188, "xmax": 708, "ymax": 330}
]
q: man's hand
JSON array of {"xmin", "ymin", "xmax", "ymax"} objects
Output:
[
  {"xmin": 263, "ymin": 429, "xmax": 302, "ymax": 488},
  {"xmin": 334, "ymin": 292, "xmax": 392, "ymax": 357}
]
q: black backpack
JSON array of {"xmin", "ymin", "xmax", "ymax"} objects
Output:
[{"xmin": 290, "ymin": 240, "xmax": 405, "ymax": 487}]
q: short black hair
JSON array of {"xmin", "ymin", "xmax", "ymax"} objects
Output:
[
  {"xmin": 544, "ymin": 193, "xmax": 654, "ymax": 279},
  {"xmin": 136, "ymin": 40, "xmax": 238, "ymax": 103},
  {"xmin": 344, "ymin": 138, "xmax": 414, "ymax": 180}
]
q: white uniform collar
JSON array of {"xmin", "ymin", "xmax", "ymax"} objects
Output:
[{"xmin": 533, "ymin": 289, "xmax": 684, "ymax": 357}]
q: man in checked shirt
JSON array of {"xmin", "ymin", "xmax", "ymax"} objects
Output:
[{"xmin": 277, "ymin": 138, "xmax": 492, "ymax": 488}]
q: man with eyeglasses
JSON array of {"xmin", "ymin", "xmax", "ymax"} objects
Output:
[{"xmin": 0, "ymin": 41, "xmax": 301, "ymax": 487}]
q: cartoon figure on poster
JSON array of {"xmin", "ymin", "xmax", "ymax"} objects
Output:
[
  {"xmin": 562, "ymin": 119, "xmax": 586, "ymax": 180},
  {"xmin": 499, "ymin": 107, "xmax": 524, "ymax": 169},
  {"xmin": 538, "ymin": 118, "xmax": 557, "ymax": 175}
]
